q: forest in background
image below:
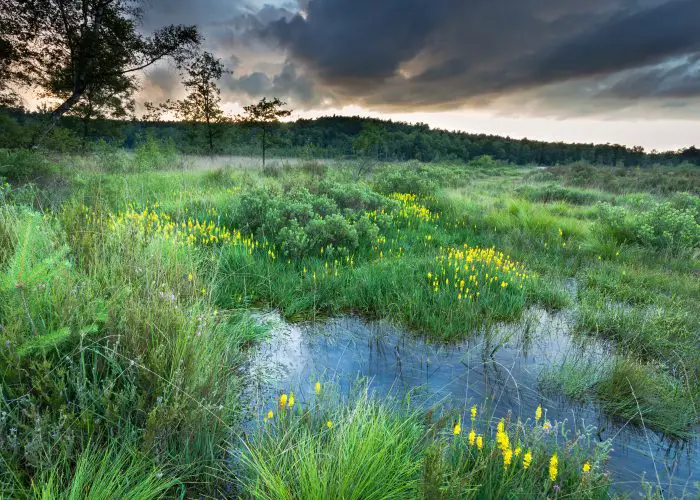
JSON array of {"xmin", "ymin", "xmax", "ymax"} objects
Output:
[{"xmin": 2, "ymin": 108, "xmax": 699, "ymax": 166}]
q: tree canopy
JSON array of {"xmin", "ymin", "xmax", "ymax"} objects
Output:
[
  {"xmin": 0, "ymin": 0, "xmax": 200, "ymax": 124},
  {"xmin": 238, "ymin": 97, "xmax": 292, "ymax": 166}
]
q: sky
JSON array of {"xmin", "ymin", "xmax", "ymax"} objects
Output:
[{"xmin": 136, "ymin": 0, "xmax": 700, "ymax": 151}]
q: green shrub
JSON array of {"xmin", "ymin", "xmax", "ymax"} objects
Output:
[
  {"xmin": 373, "ymin": 165, "xmax": 438, "ymax": 196},
  {"xmin": 597, "ymin": 201, "xmax": 700, "ymax": 252},
  {"xmin": 0, "ymin": 149, "xmax": 60, "ymax": 184},
  {"xmin": 231, "ymin": 186, "xmax": 379, "ymax": 259},
  {"xmin": 515, "ymin": 183, "xmax": 605, "ymax": 205},
  {"xmin": 132, "ymin": 136, "xmax": 178, "ymax": 172}
]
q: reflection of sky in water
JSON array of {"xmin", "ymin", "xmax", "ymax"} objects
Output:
[{"xmin": 244, "ymin": 309, "xmax": 698, "ymax": 496}]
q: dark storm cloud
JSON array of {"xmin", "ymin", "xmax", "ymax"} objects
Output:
[
  {"xmin": 265, "ymin": 0, "xmax": 700, "ymax": 109},
  {"xmin": 138, "ymin": 0, "xmax": 700, "ymax": 113},
  {"xmin": 602, "ymin": 56, "xmax": 700, "ymax": 99},
  {"xmin": 223, "ymin": 61, "xmax": 318, "ymax": 104}
]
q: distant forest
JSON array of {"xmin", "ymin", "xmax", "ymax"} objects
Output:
[{"xmin": 2, "ymin": 108, "xmax": 699, "ymax": 166}]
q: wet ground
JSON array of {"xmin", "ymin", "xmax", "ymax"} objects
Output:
[{"xmin": 244, "ymin": 308, "xmax": 698, "ymax": 496}]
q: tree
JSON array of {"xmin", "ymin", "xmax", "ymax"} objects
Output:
[
  {"xmin": 0, "ymin": 12, "xmax": 23, "ymax": 107},
  {"xmin": 353, "ymin": 122, "xmax": 383, "ymax": 160},
  {"xmin": 238, "ymin": 97, "xmax": 291, "ymax": 167},
  {"xmin": 1, "ymin": 0, "xmax": 200, "ymax": 136},
  {"xmin": 170, "ymin": 52, "xmax": 229, "ymax": 156},
  {"xmin": 68, "ymin": 84, "xmax": 135, "ymax": 149}
]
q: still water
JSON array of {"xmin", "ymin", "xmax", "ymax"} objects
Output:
[{"xmin": 245, "ymin": 308, "xmax": 698, "ymax": 496}]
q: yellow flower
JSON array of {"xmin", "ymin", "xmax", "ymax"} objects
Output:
[
  {"xmin": 514, "ymin": 447, "xmax": 521, "ymax": 457},
  {"xmin": 187, "ymin": 273, "xmax": 193, "ymax": 281},
  {"xmin": 549, "ymin": 453, "xmax": 558, "ymax": 482},
  {"xmin": 288, "ymin": 392, "xmax": 295, "ymax": 408},
  {"xmin": 470, "ymin": 405, "xmax": 477, "ymax": 422},
  {"xmin": 503, "ymin": 447, "xmax": 513, "ymax": 468},
  {"xmin": 266, "ymin": 410, "xmax": 273, "ymax": 420},
  {"xmin": 327, "ymin": 420, "xmax": 332, "ymax": 429},
  {"xmin": 582, "ymin": 462, "xmax": 591, "ymax": 474},
  {"xmin": 535, "ymin": 404, "xmax": 542, "ymax": 422},
  {"xmin": 453, "ymin": 422, "xmax": 461, "ymax": 435},
  {"xmin": 279, "ymin": 394, "xmax": 288, "ymax": 408},
  {"xmin": 523, "ymin": 450, "xmax": 532, "ymax": 470},
  {"xmin": 315, "ymin": 381, "xmax": 321, "ymax": 394},
  {"xmin": 476, "ymin": 435, "xmax": 483, "ymax": 450},
  {"xmin": 468, "ymin": 428, "xmax": 476, "ymax": 446},
  {"xmin": 543, "ymin": 420, "xmax": 552, "ymax": 432},
  {"xmin": 497, "ymin": 418, "xmax": 505, "ymax": 434}
]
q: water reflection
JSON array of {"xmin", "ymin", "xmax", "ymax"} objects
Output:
[{"xmin": 245, "ymin": 309, "xmax": 698, "ymax": 496}]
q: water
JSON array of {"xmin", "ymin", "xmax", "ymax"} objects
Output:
[{"xmin": 245, "ymin": 309, "xmax": 699, "ymax": 496}]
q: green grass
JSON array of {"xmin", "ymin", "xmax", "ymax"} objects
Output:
[
  {"xmin": 1, "ymin": 151, "xmax": 699, "ymax": 496},
  {"xmin": 237, "ymin": 388, "xmax": 610, "ymax": 499}
]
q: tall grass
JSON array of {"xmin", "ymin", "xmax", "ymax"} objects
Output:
[
  {"xmin": 2, "ymin": 152, "xmax": 699, "ymax": 496},
  {"xmin": 237, "ymin": 388, "xmax": 610, "ymax": 499}
]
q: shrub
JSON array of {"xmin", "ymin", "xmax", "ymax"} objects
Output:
[
  {"xmin": 515, "ymin": 183, "xmax": 604, "ymax": 205},
  {"xmin": 0, "ymin": 149, "xmax": 60, "ymax": 184},
  {"xmin": 373, "ymin": 165, "xmax": 437, "ymax": 196},
  {"xmin": 132, "ymin": 136, "xmax": 178, "ymax": 172},
  {"xmin": 596, "ymin": 201, "xmax": 700, "ymax": 253}
]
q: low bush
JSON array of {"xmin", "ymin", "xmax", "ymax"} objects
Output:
[
  {"xmin": 0, "ymin": 149, "xmax": 60, "ymax": 184},
  {"xmin": 596, "ymin": 201, "xmax": 700, "ymax": 253}
]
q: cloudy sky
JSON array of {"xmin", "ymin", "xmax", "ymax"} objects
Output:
[{"xmin": 138, "ymin": 0, "xmax": 700, "ymax": 150}]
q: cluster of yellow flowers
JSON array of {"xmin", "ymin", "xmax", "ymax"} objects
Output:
[
  {"xmin": 388, "ymin": 193, "xmax": 439, "ymax": 225},
  {"xmin": 454, "ymin": 404, "xmax": 590, "ymax": 486},
  {"xmin": 109, "ymin": 205, "xmax": 233, "ymax": 247},
  {"xmin": 428, "ymin": 244, "xmax": 529, "ymax": 299},
  {"xmin": 108, "ymin": 205, "xmax": 278, "ymax": 260},
  {"xmin": 266, "ymin": 382, "xmax": 330, "ymax": 428}
]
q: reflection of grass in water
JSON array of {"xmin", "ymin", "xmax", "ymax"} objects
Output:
[{"xmin": 541, "ymin": 354, "xmax": 698, "ymax": 438}]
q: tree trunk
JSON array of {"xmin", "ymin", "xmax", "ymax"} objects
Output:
[
  {"xmin": 31, "ymin": 89, "xmax": 84, "ymax": 148},
  {"xmin": 262, "ymin": 127, "xmax": 266, "ymax": 168}
]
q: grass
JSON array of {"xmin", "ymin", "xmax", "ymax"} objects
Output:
[
  {"xmin": 237, "ymin": 387, "xmax": 610, "ymax": 499},
  {"xmin": 1, "ymin": 149, "xmax": 699, "ymax": 496}
]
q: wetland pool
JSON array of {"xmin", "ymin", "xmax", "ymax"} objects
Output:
[{"xmin": 244, "ymin": 308, "xmax": 698, "ymax": 496}]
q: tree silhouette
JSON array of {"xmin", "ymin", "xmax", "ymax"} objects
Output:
[
  {"xmin": 171, "ymin": 52, "xmax": 230, "ymax": 156},
  {"xmin": 238, "ymin": 97, "xmax": 292, "ymax": 167},
  {"xmin": 1, "ymin": 0, "xmax": 200, "ymax": 138}
]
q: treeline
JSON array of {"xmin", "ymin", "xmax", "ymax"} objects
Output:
[{"xmin": 2, "ymin": 108, "xmax": 699, "ymax": 166}]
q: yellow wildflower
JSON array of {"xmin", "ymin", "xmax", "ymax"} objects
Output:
[
  {"xmin": 535, "ymin": 404, "xmax": 542, "ymax": 422},
  {"xmin": 476, "ymin": 435, "xmax": 483, "ymax": 450},
  {"xmin": 503, "ymin": 447, "xmax": 513, "ymax": 468},
  {"xmin": 582, "ymin": 462, "xmax": 591, "ymax": 474},
  {"xmin": 470, "ymin": 405, "xmax": 477, "ymax": 422},
  {"xmin": 468, "ymin": 428, "xmax": 476, "ymax": 446},
  {"xmin": 523, "ymin": 450, "xmax": 532, "ymax": 470},
  {"xmin": 453, "ymin": 422, "xmax": 461, "ymax": 435},
  {"xmin": 327, "ymin": 420, "xmax": 332, "ymax": 429},
  {"xmin": 543, "ymin": 420, "xmax": 552, "ymax": 432},
  {"xmin": 288, "ymin": 392, "xmax": 295, "ymax": 408},
  {"xmin": 549, "ymin": 453, "xmax": 558, "ymax": 482},
  {"xmin": 187, "ymin": 273, "xmax": 193, "ymax": 281},
  {"xmin": 279, "ymin": 394, "xmax": 288, "ymax": 408},
  {"xmin": 315, "ymin": 381, "xmax": 321, "ymax": 394},
  {"xmin": 514, "ymin": 447, "xmax": 521, "ymax": 457},
  {"xmin": 266, "ymin": 410, "xmax": 273, "ymax": 420}
]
